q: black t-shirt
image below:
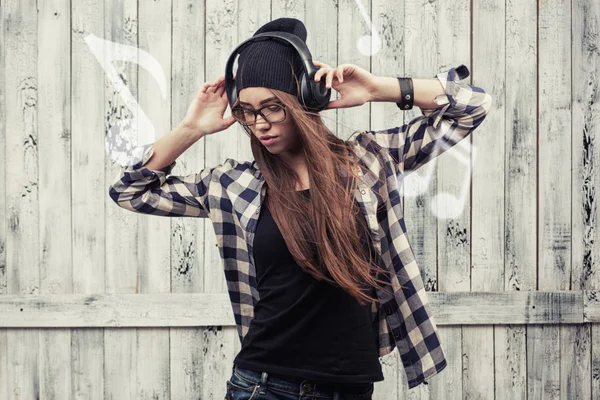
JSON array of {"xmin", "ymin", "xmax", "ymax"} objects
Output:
[{"xmin": 233, "ymin": 188, "xmax": 384, "ymax": 383}]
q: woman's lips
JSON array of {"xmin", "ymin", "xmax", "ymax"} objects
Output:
[{"xmin": 260, "ymin": 136, "xmax": 279, "ymax": 145}]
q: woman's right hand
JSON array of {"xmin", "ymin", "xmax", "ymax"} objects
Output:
[{"xmin": 181, "ymin": 76, "xmax": 237, "ymax": 137}]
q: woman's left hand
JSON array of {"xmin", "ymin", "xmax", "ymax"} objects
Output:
[{"xmin": 313, "ymin": 61, "xmax": 378, "ymax": 110}]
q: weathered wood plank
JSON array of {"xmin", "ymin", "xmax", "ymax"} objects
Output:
[
  {"xmin": 496, "ymin": 0, "xmax": 538, "ymax": 397},
  {"xmin": 584, "ymin": 290, "xmax": 600, "ymax": 322},
  {"xmin": 433, "ymin": 290, "xmax": 583, "ymax": 324},
  {"xmin": 302, "ymin": 0, "xmax": 340, "ymax": 137},
  {"xmin": 4, "ymin": 0, "xmax": 41, "ymax": 398},
  {"xmin": 536, "ymin": 0, "xmax": 573, "ymax": 398},
  {"xmin": 470, "ymin": 0, "xmax": 505, "ymax": 396},
  {"xmin": 0, "ymin": 0, "xmax": 8, "ymax": 396},
  {"xmin": 136, "ymin": 1, "xmax": 173, "ymax": 399},
  {"xmin": 593, "ymin": 325, "xmax": 600, "ymax": 399},
  {"xmin": 572, "ymin": 0, "xmax": 600, "ymax": 396},
  {"xmin": 338, "ymin": 0, "xmax": 371, "ymax": 136},
  {"xmin": 38, "ymin": 0, "xmax": 73, "ymax": 398},
  {"xmin": 0, "ymin": 291, "xmax": 589, "ymax": 327},
  {"xmin": 168, "ymin": 1, "xmax": 207, "ymax": 399},
  {"xmin": 103, "ymin": 0, "xmax": 141, "ymax": 398}
]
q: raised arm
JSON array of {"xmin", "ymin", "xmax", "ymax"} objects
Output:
[
  {"xmin": 362, "ymin": 64, "xmax": 493, "ymax": 176},
  {"xmin": 109, "ymin": 75, "xmax": 238, "ymax": 218},
  {"xmin": 108, "ymin": 123, "xmax": 216, "ymax": 218}
]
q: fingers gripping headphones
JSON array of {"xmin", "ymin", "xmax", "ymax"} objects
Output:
[{"xmin": 224, "ymin": 31, "xmax": 331, "ymax": 112}]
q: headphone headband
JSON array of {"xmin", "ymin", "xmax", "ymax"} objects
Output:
[{"xmin": 224, "ymin": 31, "xmax": 331, "ymax": 111}]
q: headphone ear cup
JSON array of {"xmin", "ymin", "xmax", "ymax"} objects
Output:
[
  {"xmin": 298, "ymin": 72, "xmax": 311, "ymax": 109},
  {"xmin": 299, "ymin": 72, "xmax": 331, "ymax": 111},
  {"xmin": 314, "ymin": 76, "xmax": 331, "ymax": 106}
]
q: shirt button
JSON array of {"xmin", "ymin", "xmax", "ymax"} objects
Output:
[
  {"xmin": 302, "ymin": 383, "xmax": 313, "ymax": 392},
  {"xmin": 386, "ymin": 307, "xmax": 393, "ymax": 315},
  {"xmin": 360, "ymin": 189, "xmax": 366, "ymax": 195}
]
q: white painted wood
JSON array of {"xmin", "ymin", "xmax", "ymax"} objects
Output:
[
  {"xmin": 560, "ymin": 325, "xmax": 592, "ymax": 400},
  {"xmin": 4, "ymin": 0, "xmax": 41, "ymax": 399},
  {"xmin": 470, "ymin": 0, "xmax": 505, "ymax": 398},
  {"xmin": 572, "ymin": 0, "xmax": 600, "ymax": 398},
  {"xmin": 103, "ymin": 0, "xmax": 141, "ymax": 398},
  {"xmin": 73, "ymin": 1, "xmax": 107, "ymax": 399},
  {"xmin": 168, "ymin": 1, "xmax": 207, "ymax": 399},
  {"xmin": 536, "ymin": 0, "xmax": 573, "ymax": 398},
  {"xmin": 304, "ymin": 0, "xmax": 340, "ymax": 137},
  {"xmin": 593, "ymin": 324, "xmax": 600, "ymax": 400},
  {"xmin": 135, "ymin": 1, "xmax": 173, "ymax": 399},
  {"xmin": 496, "ymin": 0, "xmax": 538, "ymax": 398},
  {"xmin": 0, "ymin": 291, "xmax": 590, "ymax": 327},
  {"xmin": 337, "ymin": 0, "xmax": 371, "ymax": 137},
  {"xmin": 495, "ymin": 325, "xmax": 527, "ymax": 400},
  {"xmin": 572, "ymin": 0, "xmax": 600, "ymax": 296},
  {"xmin": 0, "ymin": 0, "xmax": 7, "ymax": 398},
  {"xmin": 584, "ymin": 290, "xmax": 600, "ymax": 321},
  {"xmin": 528, "ymin": 324, "xmax": 561, "ymax": 399},
  {"xmin": 38, "ymin": 0, "xmax": 73, "ymax": 398}
]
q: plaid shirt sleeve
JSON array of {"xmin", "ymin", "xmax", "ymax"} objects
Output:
[
  {"xmin": 108, "ymin": 142, "xmax": 215, "ymax": 218},
  {"xmin": 365, "ymin": 64, "xmax": 493, "ymax": 175}
]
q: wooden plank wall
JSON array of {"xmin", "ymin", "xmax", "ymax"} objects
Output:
[{"xmin": 1, "ymin": 0, "xmax": 599, "ymax": 399}]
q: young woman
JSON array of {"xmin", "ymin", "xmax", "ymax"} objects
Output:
[{"xmin": 109, "ymin": 18, "xmax": 492, "ymax": 400}]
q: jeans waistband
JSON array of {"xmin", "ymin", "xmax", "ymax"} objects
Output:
[{"xmin": 232, "ymin": 364, "xmax": 374, "ymax": 397}]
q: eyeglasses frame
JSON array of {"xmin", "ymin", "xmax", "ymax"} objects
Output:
[{"xmin": 232, "ymin": 102, "xmax": 288, "ymax": 127}]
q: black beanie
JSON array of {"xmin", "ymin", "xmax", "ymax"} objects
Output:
[{"xmin": 236, "ymin": 18, "xmax": 308, "ymax": 97}]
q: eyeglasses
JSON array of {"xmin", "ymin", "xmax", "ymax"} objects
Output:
[{"xmin": 232, "ymin": 102, "xmax": 287, "ymax": 127}]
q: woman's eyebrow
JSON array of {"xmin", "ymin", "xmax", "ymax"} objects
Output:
[{"xmin": 239, "ymin": 97, "xmax": 279, "ymax": 107}]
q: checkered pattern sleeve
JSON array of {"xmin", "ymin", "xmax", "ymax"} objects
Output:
[
  {"xmin": 366, "ymin": 64, "xmax": 493, "ymax": 176},
  {"xmin": 108, "ymin": 142, "xmax": 214, "ymax": 218}
]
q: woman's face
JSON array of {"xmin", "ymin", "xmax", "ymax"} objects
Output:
[{"xmin": 237, "ymin": 87, "xmax": 302, "ymax": 157}]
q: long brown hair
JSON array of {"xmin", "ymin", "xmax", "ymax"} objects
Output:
[{"xmin": 233, "ymin": 71, "xmax": 405, "ymax": 307}]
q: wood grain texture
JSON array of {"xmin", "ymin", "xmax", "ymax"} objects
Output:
[
  {"xmin": 136, "ymin": 0, "xmax": 174, "ymax": 398},
  {"xmin": 4, "ymin": 0, "xmax": 41, "ymax": 399},
  {"xmin": 103, "ymin": 0, "xmax": 140, "ymax": 398},
  {"xmin": 536, "ymin": 0, "xmax": 574, "ymax": 399},
  {"xmin": 572, "ymin": 1, "xmax": 600, "ymax": 398},
  {"xmin": 497, "ymin": 0, "xmax": 538, "ymax": 398},
  {"xmin": 38, "ymin": 0, "xmax": 73, "ymax": 398},
  {"xmin": 0, "ymin": 0, "xmax": 7, "ymax": 398},
  {"xmin": 0, "ymin": 291, "xmax": 593, "ymax": 326},
  {"xmin": 169, "ymin": 2, "xmax": 207, "ymax": 399},
  {"xmin": 1, "ymin": 0, "xmax": 599, "ymax": 398}
]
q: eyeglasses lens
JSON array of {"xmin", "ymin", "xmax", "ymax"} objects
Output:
[{"xmin": 233, "ymin": 104, "xmax": 285, "ymax": 126}]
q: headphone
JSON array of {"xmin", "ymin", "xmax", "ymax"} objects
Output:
[{"xmin": 224, "ymin": 31, "xmax": 331, "ymax": 112}]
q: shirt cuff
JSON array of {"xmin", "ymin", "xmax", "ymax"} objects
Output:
[
  {"xmin": 122, "ymin": 142, "xmax": 177, "ymax": 182},
  {"xmin": 426, "ymin": 64, "xmax": 473, "ymax": 129}
]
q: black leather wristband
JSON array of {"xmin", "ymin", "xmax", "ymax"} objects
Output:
[{"xmin": 396, "ymin": 77, "xmax": 414, "ymax": 110}]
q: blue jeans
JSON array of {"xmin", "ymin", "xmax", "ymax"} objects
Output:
[{"xmin": 225, "ymin": 364, "xmax": 375, "ymax": 400}]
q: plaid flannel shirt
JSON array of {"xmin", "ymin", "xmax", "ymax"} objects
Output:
[{"xmin": 108, "ymin": 64, "xmax": 492, "ymax": 389}]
